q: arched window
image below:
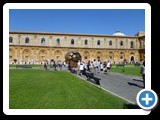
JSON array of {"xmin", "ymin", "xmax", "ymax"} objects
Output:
[
  {"xmin": 71, "ymin": 39, "xmax": 74, "ymax": 45},
  {"xmin": 41, "ymin": 38, "xmax": 45, "ymax": 44},
  {"xmin": 130, "ymin": 41, "xmax": 134, "ymax": 48},
  {"xmin": 85, "ymin": 39, "xmax": 88, "ymax": 45},
  {"xmin": 120, "ymin": 41, "xmax": 123, "ymax": 46},
  {"xmin": 25, "ymin": 37, "xmax": 29, "ymax": 43},
  {"xmin": 9, "ymin": 37, "xmax": 13, "ymax": 43},
  {"xmin": 56, "ymin": 38, "xmax": 60, "ymax": 45},
  {"xmin": 97, "ymin": 40, "xmax": 100, "ymax": 45},
  {"xmin": 109, "ymin": 40, "xmax": 112, "ymax": 46}
]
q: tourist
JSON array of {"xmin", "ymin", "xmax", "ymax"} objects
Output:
[
  {"xmin": 106, "ymin": 61, "xmax": 111, "ymax": 73},
  {"xmin": 44, "ymin": 60, "xmax": 48, "ymax": 70},
  {"xmin": 54, "ymin": 61, "xmax": 57, "ymax": 70},
  {"xmin": 79, "ymin": 63, "xmax": 84, "ymax": 76},
  {"xmin": 100, "ymin": 62, "xmax": 104, "ymax": 74},
  {"xmin": 97, "ymin": 60, "xmax": 101, "ymax": 73},
  {"xmin": 87, "ymin": 60, "xmax": 91, "ymax": 72},
  {"xmin": 93, "ymin": 59, "xmax": 97, "ymax": 74},
  {"xmin": 90, "ymin": 61, "xmax": 93, "ymax": 73},
  {"xmin": 140, "ymin": 61, "xmax": 145, "ymax": 88}
]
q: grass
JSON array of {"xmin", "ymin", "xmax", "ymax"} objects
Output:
[
  {"xmin": 10, "ymin": 64, "xmax": 141, "ymax": 76},
  {"xmin": 9, "ymin": 69, "xmax": 136, "ymax": 109},
  {"xmin": 110, "ymin": 67, "xmax": 141, "ymax": 76},
  {"xmin": 9, "ymin": 64, "xmax": 43, "ymax": 68},
  {"xmin": 111, "ymin": 64, "xmax": 135, "ymax": 67}
]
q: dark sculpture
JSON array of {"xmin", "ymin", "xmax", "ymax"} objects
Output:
[{"xmin": 65, "ymin": 50, "xmax": 82, "ymax": 68}]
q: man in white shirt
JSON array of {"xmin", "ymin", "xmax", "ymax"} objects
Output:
[
  {"xmin": 79, "ymin": 63, "xmax": 84, "ymax": 75},
  {"xmin": 93, "ymin": 59, "xmax": 97, "ymax": 74},
  {"xmin": 107, "ymin": 61, "xmax": 111, "ymax": 73}
]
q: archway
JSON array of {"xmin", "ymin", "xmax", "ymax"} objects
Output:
[
  {"xmin": 130, "ymin": 52, "xmax": 135, "ymax": 63},
  {"xmin": 23, "ymin": 49, "xmax": 31, "ymax": 63},
  {"xmin": 39, "ymin": 49, "xmax": 47, "ymax": 63},
  {"xmin": 130, "ymin": 56, "xmax": 134, "ymax": 62},
  {"xmin": 54, "ymin": 50, "xmax": 62, "ymax": 61}
]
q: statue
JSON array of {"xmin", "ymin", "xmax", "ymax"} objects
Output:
[{"xmin": 65, "ymin": 50, "xmax": 82, "ymax": 69}]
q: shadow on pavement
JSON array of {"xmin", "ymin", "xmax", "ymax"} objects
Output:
[
  {"xmin": 87, "ymin": 76, "xmax": 101, "ymax": 86},
  {"xmin": 133, "ymin": 78, "xmax": 143, "ymax": 82},
  {"xmin": 128, "ymin": 82, "xmax": 144, "ymax": 88}
]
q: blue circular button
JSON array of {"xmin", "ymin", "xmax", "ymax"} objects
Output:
[{"xmin": 136, "ymin": 89, "xmax": 158, "ymax": 110}]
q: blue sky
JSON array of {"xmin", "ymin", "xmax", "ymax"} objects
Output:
[{"xmin": 9, "ymin": 9, "xmax": 145, "ymax": 36}]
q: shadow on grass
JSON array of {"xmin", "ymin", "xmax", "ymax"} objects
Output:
[{"xmin": 123, "ymin": 103, "xmax": 140, "ymax": 109}]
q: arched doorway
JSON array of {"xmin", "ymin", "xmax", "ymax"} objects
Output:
[
  {"xmin": 54, "ymin": 50, "xmax": 62, "ymax": 61},
  {"xmin": 130, "ymin": 52, "xmax": 135, "ymax": 63},
  {"xmin": 83, "ymin": 51, "xmax": 90, "ymax": 62},
  {"xmin": 130, "ymin": 56, "xmax": 134, "ymax": 62},
  {"xmin": 23, "ymin": 49, "xmax": 31, "ymax": 63},
  {"xmin": 39, "ymin": 49, "xmax": 47, "ymax": 63}
]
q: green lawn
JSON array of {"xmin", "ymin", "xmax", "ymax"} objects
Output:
[
  {"xmin": 110, "ymin": 67, "xmax": 141, "ymax": 76},
  {"xmin": 111, "ymin": 64, "xmax": 135, "ymax": 67},
  {"xmin": 9, "ymin": 69, "xmax": 137, "ymax": 109},
  {"xmin": 9, "ymin": 64, "xmax": 43, "ymax": 68}
]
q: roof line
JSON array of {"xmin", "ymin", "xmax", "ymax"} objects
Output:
[{"xmin": 9, "ymin": 31, "xmax": 138, "ymax": 38}]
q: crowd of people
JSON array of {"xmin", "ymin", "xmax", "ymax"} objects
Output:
[
  {"xmin": 77, "ymin": 59, "xmax": 112, "ymax": 75},
  {"xmin": 42, "ymin": 60, "xmax": 65, "ymax": 70}
]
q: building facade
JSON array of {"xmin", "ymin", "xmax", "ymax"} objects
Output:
[{"xmin": 9, "ymin": 31, "xmax": 145, "ymax": 64}]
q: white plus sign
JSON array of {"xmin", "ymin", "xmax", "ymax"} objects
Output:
[{"xmin": 142, "ymin": 93, "xmax": 153, "ymax": 105}]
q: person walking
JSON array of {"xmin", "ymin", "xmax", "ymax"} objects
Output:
[
  {"xmin": 140, "ymin": 61, "xmax": 145, "ymax": 88},
  {"xmin": 100, "ymin": 62, "xmax": 104, "ymax": 74},
  {"xmin": 106, "ymin": 61, "xmax": 111, "ymax": 73},
  {"xmin": 79, "ymin": 63, "xmax": 84, "ymax": 76},
  {"xmin": 87, "ymin": 60, "xmax": 91, "ymax": 72}
]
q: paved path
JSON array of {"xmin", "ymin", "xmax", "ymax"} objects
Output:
[
  {"xmin": 97, "ymin": 72, "xmax": 143, "ymax": 104},
  {"xmin": 10, "ymin": 67, "xmax": 143, "ymax": 104}
]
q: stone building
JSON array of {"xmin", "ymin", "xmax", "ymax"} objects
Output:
[{"xmin": 9, "ymin": 31, "xmax": 145, "ymax": 64}]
